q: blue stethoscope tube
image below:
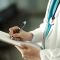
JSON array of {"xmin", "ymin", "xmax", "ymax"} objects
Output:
[{"xmin": 44, "ymin": 0, "xmax": 59, "ymax": 38}]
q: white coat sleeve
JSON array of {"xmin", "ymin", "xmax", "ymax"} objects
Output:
[
  {"xmin": 40, "ymin": 48, "xmax": 60, "ymax": 60},
  {"xmin": 30, "ymin": 22, "xmax": 46, "ymax": 43}
]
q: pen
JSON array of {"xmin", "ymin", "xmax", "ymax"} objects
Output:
[
  {"xmin": 13, "ymin": 21, "xmax": 26, "ymax": 33},
  {"xmin": 10, "ymin": 21, "xmax": 26, "ymax": 40}
]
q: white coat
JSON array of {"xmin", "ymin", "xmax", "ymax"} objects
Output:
[{"xmin": 30, "ymin": 0, "xmax": 60, "ymax": 60}]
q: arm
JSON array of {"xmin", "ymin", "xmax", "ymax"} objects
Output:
[
  {"xmin": 15, "ymin": 44, "xmax": 60, "ymax": 60},
  {"xmin": 9, "ymin": 0, "xmax": 51, "ymax": 43},
  {"xmin": 9, "ymin": 22, "xmax": 46, "ymax": 42},
  {"xmin": 15, "ymin": 44, "xmax": 41, "ymax": 60}
]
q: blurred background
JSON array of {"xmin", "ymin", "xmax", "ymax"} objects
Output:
[{"xmin": 0, "ymin": 0, "xmax": 48, "ymax": 60}]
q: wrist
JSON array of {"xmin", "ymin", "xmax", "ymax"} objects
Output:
[{"xmin": 26, "ymin": 32, "xmax": 33, "ymax": 41}]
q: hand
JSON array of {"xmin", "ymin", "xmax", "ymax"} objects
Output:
[
  {"xmin": 15, "ymin": 44, "xmax": 41, "ymax": 60},
  {"xmin": 9, "ymin": 26, "xmax": 33, "ymax": 41},
  {"xmin": 9, "ymin": 26, "xmax": 21, "ymax": 40}
]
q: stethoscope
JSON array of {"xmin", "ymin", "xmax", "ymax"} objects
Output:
[
  {"xmin": 43, "ymin": 0, "xmax": 60, "ymax": 49},
  {"xmin": 44, "ymin": 0, "xmax": 60, "ymax": 38}
]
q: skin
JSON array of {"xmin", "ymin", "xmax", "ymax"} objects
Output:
[
  {"xmin": 15, "ymin": 44, "xmax": 41, "ymax": 60},
  {"xmin": 9, "ymin": 26, "xmax": 33, "ymax": 41},
  {"xmin": 9, "ymin": 26, "xmax": 41, "ymax": 60}
]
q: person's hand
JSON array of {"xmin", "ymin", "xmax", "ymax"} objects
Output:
[
  {"xmin": 9, "ymin": 26, "xmax": 33, "ymax": 41},
  {"xmin": 15, "ymin": 44, "xmax": 41, "ymax": 60}
]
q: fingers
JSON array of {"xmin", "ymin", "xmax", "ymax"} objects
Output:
[
  {"xmin": 15, "ymin": 44, "xmax": 32, "ymax": 52},
  {"xmin": 10, "ymin": 33, "xmax": 23, "ymax": 41},
  {"xmin": 15, "ymin": 44, "xmax": 40, "ymax": 60},
  {"xmin": 9, "ymin": 26, "xmax": 20, "ymax": 34},
  {"xmin": 11, "ymin": 33, "xmax": 20, "ymax": 38},
  {"xmin": 9, "ymin": 26, "xmax": 21, "ymax": 39}
]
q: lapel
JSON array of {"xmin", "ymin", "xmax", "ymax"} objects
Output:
[{"xmin": 44, "ymin": 0, "xmax": 59, "ymax": 38}]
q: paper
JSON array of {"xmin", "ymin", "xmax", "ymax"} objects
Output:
[
  {"xmin": 0, "ymin": 31, "xmax": 41, "ymax": 59},
  {"xmin": 0, "ymin": 31, "xmax": 39, "ymax": 48}
]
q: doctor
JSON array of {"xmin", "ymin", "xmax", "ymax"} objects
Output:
[{"xmin": 9, "ymin": 0, "xmax": 60, "ymax": 60}]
